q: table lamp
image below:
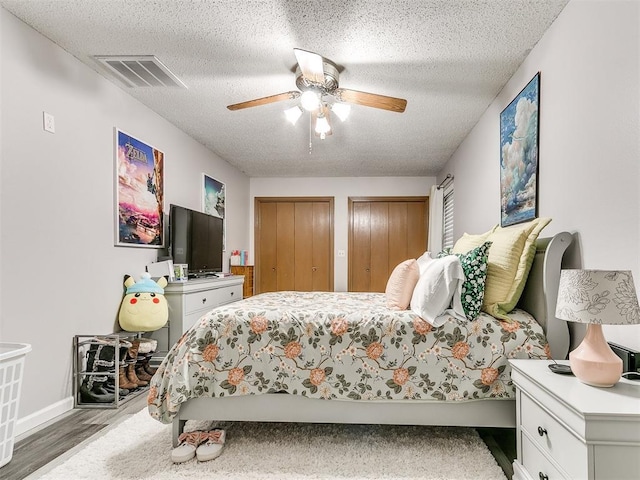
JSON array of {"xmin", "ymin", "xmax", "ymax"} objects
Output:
[{"xmin": 555, "ymin": 269, "xmax": 640, "ymax": 387}]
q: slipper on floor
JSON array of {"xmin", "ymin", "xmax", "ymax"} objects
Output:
[
  {"xmin": 196, "ymin": 429, "xmax": 226, "ymax": 462},
  {"xmin": 171, "ymin": 431, "xmax": 205, "ymax": 463}
]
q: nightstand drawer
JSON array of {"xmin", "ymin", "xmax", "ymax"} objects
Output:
[
  {"xmin": 521, "ymin": 393, "xmax": 587, "ymax": 479},
  {"xmin": 184, "ymin": 285, "xmax": 242, "ymax": 313},
  {"xmin": 521, "ymin": 435, "xmax": 568, "ymax": 480}
]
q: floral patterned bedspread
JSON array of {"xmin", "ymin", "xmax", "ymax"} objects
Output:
[{"xmin": 148, "ymin": 291, "xmax": 550, "ymax": 424}]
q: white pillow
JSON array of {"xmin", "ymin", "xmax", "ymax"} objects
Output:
[
  {"xmin": 410, "ymin": 255, "xmax": 466, "ymax": 327},
  {"xmin": 416, "ymin": 251, "xmax": 433, "ymax": 276}
]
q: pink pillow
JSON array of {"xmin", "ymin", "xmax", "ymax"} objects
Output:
[{"xmin": 385, "ymin": 259, "xmax": 420, "ymax": 310}]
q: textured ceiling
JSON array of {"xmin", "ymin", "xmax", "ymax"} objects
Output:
[{"xmin": 0, "ymin": 0, "xmax": 568, "ymax": 177}]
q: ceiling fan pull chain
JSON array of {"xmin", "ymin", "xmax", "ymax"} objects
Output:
[{"xmin": 309, "ymin": 113, "xmax": 313, "ymax": 154}]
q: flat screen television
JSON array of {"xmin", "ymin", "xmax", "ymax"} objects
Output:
[{"xmin": 169, "ymin": 204, "xmax": 223, "ymax": 278}]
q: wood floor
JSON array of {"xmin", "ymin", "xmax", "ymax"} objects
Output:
[
  {"xmin": 2, "ymin": 393, "xmax": 149, "ymax": 480},
  {"xmin": 2, "ymin": 395, "xmax": 516, "ymax": 480},
  {"xmin": 477, "ymin": 427, "xmax": 517, "ymax": 479}
]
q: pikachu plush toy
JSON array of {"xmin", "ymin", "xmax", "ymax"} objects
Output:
[{"xmin": 118, "ymin": 272, "xmax": 169, "ymax": 332}]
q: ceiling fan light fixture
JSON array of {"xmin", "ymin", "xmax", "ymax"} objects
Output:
[
  {"xmin": 300, "ymin": 90, "xmax": 320, "ymax": 111},
  {"xmin": 315, "ymin": 114, "xmax": 331, "ymax": 135},
  {"xmin": 284, "ymin": 105, "xmax": 303, "ymax": 125},
  {"xmin": 331, "ymin": 102, "xmax": 351, "ymax": 122}
]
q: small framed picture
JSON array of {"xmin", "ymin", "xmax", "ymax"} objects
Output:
[
  {"xmin": 173, "ymin": 264, "xmax": 188, "ymax": 282},
  {"xmin": 203, "ymin": 173, "xmax": 226, "ymax": 250}
]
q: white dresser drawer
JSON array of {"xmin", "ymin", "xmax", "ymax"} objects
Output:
[
  {"xmin": 165, "ymin": 277, "xmax": 244, "ymax": 349},
  {"xmin": 217, "ymin": 284, "xmax": 243, "ymax": 306},
  {"xmin": 521, "ymin": 393, "xmax": 587, "ymax": 479},
  {"xmin": 521, "ymin": 435, "xmax": 568, "ymax": 480},
  {"xmin": 184, "ymin": 284, "xmax": 242, "ymax": 313},
  {"xmin": 182, "ymin": 311, "xmax": 204, "ymax": 333}
]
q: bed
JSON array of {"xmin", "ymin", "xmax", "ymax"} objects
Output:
[{"xmin": 147, "ymin": 231, "xmax": 573, "ymax": 446}]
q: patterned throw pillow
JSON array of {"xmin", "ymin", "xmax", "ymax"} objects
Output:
[{"xmin": 438, "ymin": 242, "xmax": 492, "ymax": 320}]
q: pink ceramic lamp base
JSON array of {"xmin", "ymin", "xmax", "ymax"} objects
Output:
[{"xmin": 569, "ymin": 323, "xmax": 623, "ymax": 387}]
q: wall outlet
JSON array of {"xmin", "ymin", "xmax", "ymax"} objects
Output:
[
  {"xmin": 337, "ymin": 250, "xmax": 346, "ymax": 257},
  {"xmin": 43, "ymin": 112, "xmax": 55, "ymax": 133}
]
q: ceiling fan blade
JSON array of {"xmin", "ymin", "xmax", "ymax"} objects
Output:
[
  {"xmin": 227, "ymin": 91, "xmax": 300, "ymax": 111},
  {"xmin": 335, "ymin": 88, "xmax": 407, "ymax": 113},
  {"xmin": 294, "ymin": 48, "xmax": 325, "ymax": 84}
]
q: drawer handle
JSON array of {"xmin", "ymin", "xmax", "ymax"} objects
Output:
[
  {"xmin": 230, "ymin": 291, "xmax": 234, "ymax": 296},
  {"xmin": 537, "ymin": 426, "xmax": 547, "ymax": 437},
  {"xmin": 202, "ymin": 298, "xmax": 207, "ymax": 304},
  {"xmin": 539, "ymin": 472, "xmax": 549, "ymax": 480}
]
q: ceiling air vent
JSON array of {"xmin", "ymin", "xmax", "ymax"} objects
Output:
[{"xmin": 93, "ymin": 55, "xmax": 187, "ymax": 88}]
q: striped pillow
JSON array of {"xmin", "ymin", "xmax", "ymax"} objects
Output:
[{"xmin": 482, "ymin": 218, "xmax": 551, "ymax": 320}]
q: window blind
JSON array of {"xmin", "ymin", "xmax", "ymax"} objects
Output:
[{"xmin": 442, "ymin": 182, "xmax": 454, "ymax": 249}]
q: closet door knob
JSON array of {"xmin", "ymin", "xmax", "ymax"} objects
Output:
[
  {"xmin": 537, "ymin": 426, "xmax": 547, "ymax": 437},
  {"xmin": 539, "ymin": 472, "xmax": 549, "ymax": 480}
]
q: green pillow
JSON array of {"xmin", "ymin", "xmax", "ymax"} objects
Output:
[{"xmin": 438, "ymin": 241, "xmax": 492, "ymax": 321}]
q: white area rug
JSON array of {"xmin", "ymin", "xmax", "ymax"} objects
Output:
[{"xmin": 35, "ymin": 409, "xmax": 506, "ymax": 479}]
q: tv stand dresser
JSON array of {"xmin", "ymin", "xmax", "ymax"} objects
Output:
[{"xmin": 149, "ymin": 276, "xmax": 244, "ymax": 357}]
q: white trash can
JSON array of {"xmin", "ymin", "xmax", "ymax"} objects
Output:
[{"xmin": 0, "ymin": 343, "xmax": 31, "ymax": 467}]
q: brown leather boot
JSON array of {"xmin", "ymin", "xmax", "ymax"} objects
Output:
[
  {"xmin": 142, "ymin": 353, "xmax": 157, "ymax": 376},
  {"xmin": 126, "ymin": 362, "xmax": 148, "ymax": 387},
  {"xmin": 126, "ymin": 339, "xmax": 148, "ymax": 387},
  {"xmin": 117, "ymin": 341, "xmax": 137, "ymax": 390},
  {"xmin": 135, "ymin": 362, "xmax": 153, "ymax": 382},
  {"xmin": 119, "ymin": 365, "xmax": 138, "ymax": 390}
]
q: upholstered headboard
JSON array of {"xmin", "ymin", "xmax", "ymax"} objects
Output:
[{"xmin": 518, "ymin": 231, "xmax": 573, "ymax": 360}]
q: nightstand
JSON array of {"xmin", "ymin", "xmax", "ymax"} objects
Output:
[
  {"xmin": 509, "ymin": 359, "xmax": 640, "ymax": 480},
  {"xmin": 230, "ymin": 265, "xmax": 254, "ymax": 298}
]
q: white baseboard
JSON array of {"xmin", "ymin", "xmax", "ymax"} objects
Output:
[{"xmin": 15, "ymin": 396, "xmax": 74, "ymax": 438}]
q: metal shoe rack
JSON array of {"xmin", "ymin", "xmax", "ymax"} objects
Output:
[{"xmin": 73, "ymin": 333, "xmax": 149, "ymax": 409}]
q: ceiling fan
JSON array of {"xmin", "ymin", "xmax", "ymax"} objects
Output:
[{"xmin": 227, "ymin": 49, "xmax": 407, "ymax": 138}]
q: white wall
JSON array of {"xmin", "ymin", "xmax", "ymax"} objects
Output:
[
  {"xmin": 250, "ymin": 176, "xmax": 437, "ymax": 291},
  {"xmin": 0, "ymin": 8, "xmax": 250, "ymax": 429},
  {"xmin": 440, "ymin": 0, "xmax": 640, "ymax": 350}
]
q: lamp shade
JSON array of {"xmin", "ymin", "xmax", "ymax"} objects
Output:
[{"xmin": 555, "ymin": 270, "xmax": 640, "ymax": 325}]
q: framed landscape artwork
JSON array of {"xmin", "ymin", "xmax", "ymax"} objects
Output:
[
  {"xmin": 202, "ymin": 173, "xmax": 226, "ymax": 249},
  {"xmin": 499, "ymin": 72, "xmax": 540, "ymax": 227},
  {"xmin": 114, "ymin": 129, "xmax": 164, "ymax": 247}
]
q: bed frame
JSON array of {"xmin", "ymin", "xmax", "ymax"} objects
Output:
[{"xmin": 171, "ymin": 231, "xmax": 573, "ymax": 445}]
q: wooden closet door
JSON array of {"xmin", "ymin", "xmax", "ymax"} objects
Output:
[
  {"xmin": 370, "ymin": 202, "xmax": 390, "ymax": 292},
  {"xmin": 350, "ymin": 202, "xmax": 372, "ymax": 292},
  {"xmin": 256, "ymin": 197, "xmax": 334, "ymax": 294},
  {"xmin": 348, "ymin": 197, "xmax": 429, "ymax": 293},
  {"xmin": 312, "ymin": 201, "xmax": 331, "ymax": 290},
  {"xmin": 294, "ymin": 202, "xmax": 314, "ymax": 291},
  {"xmin": 276, "ymin": 202, "xmax": 295, "ymax": 290},
  {"xmin": 258, "ymin": 202, "xmax": 278, "ymax": 293}
]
